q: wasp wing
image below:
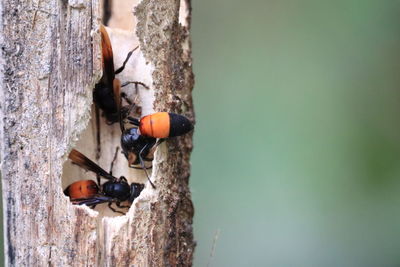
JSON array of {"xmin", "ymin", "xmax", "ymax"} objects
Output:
[
  {"xmin": 71, "ymin": 195, "xmax": 115, "ymax": 206},
  {"xmin": 94, "ymin": 25, "xmax": 119, "ymax": 123},
  {"xmin": 69, "ymin": 149, "xmax": 116, "ymax": 180},
  {"xmin": 112, "ymin": 78, "xmax": 124, "ymax": 131},
  {"xmin": 99, "ymin": 24, "xmax": 115, "ymax": 88}
]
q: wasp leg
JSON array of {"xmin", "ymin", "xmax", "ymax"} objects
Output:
[
  {"xmin": 134, "ymin": 139, "xmax": 164, "ymax": 167},
  {"xmin": 120, "ymin": 92, "xmax": 133, "ymax": 106},
  {"xmin": 139, "ymin": 144, "xmax": 156, "ymax": 188},
  {"xmin": 116, "ymin": 202, "xmax": 130, "ymax": 209},
  {"xmin": 107, "ymin": 202, "xmax": 125, "ymax": 215},
  {"xmin": 155, "ymin": 138, "xmax": 166, "ymax": 147},
  {"xmin": 97, "ymin": 174, "xmax": 101, "ymax": 188},
  {"xmin": 142, "ymin": 139, "xmax": 165, "ymax": 162},
  {"xmin": 121, "ymin": 81, "xmax": 149, "ymax": 90},
  {"xmin": 127, "ymin": 116, "xmax": 140, "ymax": 126},
  {"xmin": 119, "ymin": 96, "xmax": 138, "ymax": 132},
  {"xmin": 115, "ymin": 46, "xmax": 139, "ymax": 74},
  {"xmin": 109, "ymin": 147, "xmax": 119, "ymax": 176},
  {"xmin": 130, "ymin": 164, "xmax": 153, "ymax": 170}
]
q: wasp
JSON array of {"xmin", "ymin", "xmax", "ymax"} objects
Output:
[
  {"xmin": 64, "ymin": 148, "xmax": 144, "ymax": 214},
  {"xmin": 119, "ymin": 108, "xmax": 194, "ymax": 188},
  {"xmin": 94, "ymin": 25, "xmax": 129, "ymax": 123},
  {"xmin": 94, "ymin": 25, "xmax": 146, "ymax": 123},
  {"xmin": 93, "ymin": 25, "xmax": 148, "ymax": 159}
]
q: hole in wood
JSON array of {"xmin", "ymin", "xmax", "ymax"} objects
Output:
[{"xmin": 62, "ymin": 0, "xmax": 155, "ymax": 218}]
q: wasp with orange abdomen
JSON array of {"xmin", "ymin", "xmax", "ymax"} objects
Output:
[
  {"xmin": 119, "ymin": 109, "xmax": 194, "ymax": 188},
  {"xmin": 64, "ymin": 148, "xmax": 144, "ymax": 214}
]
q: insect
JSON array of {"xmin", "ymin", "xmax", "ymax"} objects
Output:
[
  {"xmin": 93, "ymin": 25, "xmax": 143, "ymax": 124},
  {"xmin": 94, "ymin": 25, "xmax": 126, "ymax": 123},
  {"xmin": 64, "ymin": 148, "xmax": 144, "ymax": 214},
  {"xmin": 93, "ymin": 25, "xmax": 148, "ymax": 159},
  {"xmin": 119, "ymin": 108, "xmax": 194, "ymax": 188}
]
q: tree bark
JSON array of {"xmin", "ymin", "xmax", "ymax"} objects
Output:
[{"xmin": 0, "ymin": 0, "xmax": 195, "ymax": 266}]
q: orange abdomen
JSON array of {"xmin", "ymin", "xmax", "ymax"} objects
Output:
[
  {"xmin": 66, "ymin": 180, "xmax": 99, "ymax": 200},
  {"xmin": 140, "ymin": 112, "xmax": 170, "ymax": 138}
]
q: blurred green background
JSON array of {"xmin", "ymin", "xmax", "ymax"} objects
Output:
[{"xmin": 191, "ymin": 1, "xmax": 400, "ymax": 266}]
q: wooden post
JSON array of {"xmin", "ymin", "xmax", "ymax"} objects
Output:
[{"xmin": 0, "ymin": 0, "xmax": 195, "ymax": 265}]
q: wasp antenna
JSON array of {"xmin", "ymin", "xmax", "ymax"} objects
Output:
[{"xmin": 138, "ymin": 151, "xmax": 155, "ymax": 189}]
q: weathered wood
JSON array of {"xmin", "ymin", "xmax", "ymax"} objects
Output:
[{"xmin": 0, "ymin": 0, "xmax": 195, "ymax": 265}]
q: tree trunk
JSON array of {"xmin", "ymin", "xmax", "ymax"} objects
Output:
[{"xmin": 0, "ymin": 0, "xmax": 195, "ymax": 266}]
